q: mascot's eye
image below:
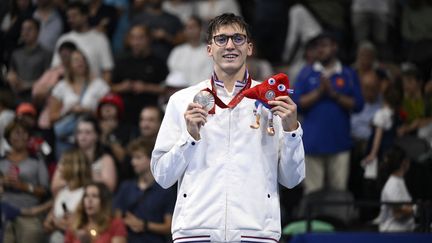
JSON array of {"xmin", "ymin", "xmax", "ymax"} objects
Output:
[
  {"xmin": 268, "ymin": 78, "xmax": 276, "ymax": 85},
  {"xmin": 278, "ymin": 84, "xmax": 286, "ymax": 91}
]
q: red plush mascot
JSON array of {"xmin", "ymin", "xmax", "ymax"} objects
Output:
[{"xmin": 242, "ymin": 73, "xmax": 293, "ymax": 135}]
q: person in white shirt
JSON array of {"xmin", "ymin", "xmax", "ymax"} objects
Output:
[
  {"xmin": 151, "ymin": 13, "xmax": 305, "ymax": 243},
  {"xmin": 166, "ymin": 15, "xmax": 213, "ymax": 88},
  {"xmin": 378, "ymin": 145, "xmax": 415, "ymax": 232},
  {"xmin": 51, "ymin": 2, "xmax": 113, "ymax": 82}
]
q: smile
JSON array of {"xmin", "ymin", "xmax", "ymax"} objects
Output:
[{"xmin": 222, "ymin": 54, "xmax": 239, "ymax": 60}]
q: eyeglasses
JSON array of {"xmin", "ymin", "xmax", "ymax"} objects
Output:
[{"xmin": 212, "ymin": 33, "xmax": 247, "ymax": 47}]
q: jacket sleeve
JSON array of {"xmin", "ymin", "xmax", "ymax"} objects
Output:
[
  {"xmin": 150, "ymin": 95, "xmax": 200, "ymax": 189},
  {"xmin": 278, "ymin": 122, "xmax": 306, "ymax": 189}
]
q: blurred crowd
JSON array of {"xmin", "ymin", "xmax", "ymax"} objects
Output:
[{"xmin": 0, "ymin": 0, "xmax": 431, "ymax": 242}]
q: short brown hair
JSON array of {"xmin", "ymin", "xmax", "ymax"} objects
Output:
[
  {"xmin": 206, "ymin": 13, "xmax": 251, "ymax": 44},
  {"xmin": 127, "ymin": 138, "xmax": 155, "ymax": 158}
]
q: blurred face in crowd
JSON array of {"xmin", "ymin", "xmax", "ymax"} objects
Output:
[
  {"xmin": 357, "ymin": 46, "xmax": 376, "ymax": 69},
  {"xmin": 83, "ymin": 185, "xmax": 101, "ymax": 217},
  {"xmin": 185, "ymin": 17, "xmax": 202, "ymax": 44},
  {"xmin": 67, "ymin": 8, "xmax": 87, "ymax": 31},
  {"xmin": 316, "ymin": 38, "xmax": 337, "ymax": 65},
  {"xmin": 21, "ymin": 20, "xmax": 39, "ymax": 46},
  {"xmin": 128, "ymin": 25, "xmax": 151, "ymax": 55},
  {"xmin": 139, "ymin": 107, "xmax": 161, "ymax": 138},
  {"xmin": 402, "ymin": 75, "xmax": 421, "ymax": 96},
  {"xmin": 361, "ymin": 71, "xmax": 380, "ymax": 103},
  {"xmin": 9, "ymin": 126, "xmax": 29, "ymax": 151},
  {"xmin": 59, "ymin": 47, "xmax": 75, "ymax": 67},
  {"xmin": 131, "ymin": 150, "xmax": 151, "ymax": 175},
  {"xmin": 76, "ymin": 121, "xmax": 98, "ymax": 150},
  {"xmin": 70, "ymin": 51, "xmax": 88, "ymax": 76},
  {"xmin": 100, "ymin": 104, "xmax": 118, "ymax": 120},
  {"xmin": 207, "ymin": 24, "xmax": 252, "ymax": 75}
]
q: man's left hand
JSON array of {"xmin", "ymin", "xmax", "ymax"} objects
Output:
[{"xmin": 269, "ymin": 96, "xmax": 298, "ymax": 132}]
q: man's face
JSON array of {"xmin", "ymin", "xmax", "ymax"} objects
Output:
[
  {"xmin": 128, "ymin": 26, "xmax": 150, "ymax": 54},
  {"xmin": 67, "ymin": 8, "xmax": 86, "ymax": 31},
  {"xmin": 131, "ymin": 150, "xmax": 150, "ymax": 175},
  {"xmin": 185, "ymin": 18, "xmax": 201, "ymax": 43},
  {"xmin": 139, "ymin": 108, "xmax": 161, "ymax": 138},
  {"xmin": 207, "ymin": 24, "xmax": 252, "ymax": 75},
  {"xmin": 317, "ymin": 38, "xmax": 337, "ymax": 64},
  {"xmin": 21, "ymin": 20, "xmax": 38, "ymax": 45}
]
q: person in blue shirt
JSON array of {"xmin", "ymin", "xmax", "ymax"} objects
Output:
[
  {"xmin": 113, "ymin": 137, "xmax": 175, "ymax": 243},
  {"xmin": 293, "ymin": 32, "xmax": 364, "ymax": 195}
]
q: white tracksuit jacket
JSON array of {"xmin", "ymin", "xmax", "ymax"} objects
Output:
[{"xmin": 151, "ymin": 79, "xmax": 305, "ymax": 243}]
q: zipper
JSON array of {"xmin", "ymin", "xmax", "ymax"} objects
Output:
[{"xmin": 225, "ymin": 109, "xmax": 231, "ymax": 241}]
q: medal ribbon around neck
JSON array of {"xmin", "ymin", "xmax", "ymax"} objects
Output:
[{"xmin": 201, "ymin": 74, "xmax": 252, "ymax": 114}]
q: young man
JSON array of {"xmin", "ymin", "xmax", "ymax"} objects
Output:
[
  {"xmin": 151, "ymin": 13, "xmax": 305, "ymax": 242},
  {"xmin": 114, "ymin": 138, "xmax": 175, "ymax": 243}
]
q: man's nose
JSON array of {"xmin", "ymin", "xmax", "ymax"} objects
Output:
[{"xmin": 225, "ymin": 37, "xmax": 236, "ymax": 49}]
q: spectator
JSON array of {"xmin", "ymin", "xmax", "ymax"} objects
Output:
[
  {"xmin": 303, "ymin": 0, "xmax": 351, "ymax": 61},
  {"xmin": 166, "ymin": 15, "xmax": 213, "ymax": 88},
  {"xmin": 51, "ymin": 115, "xmax": 117, "ymax": 193},
  {"xmin": 131, "ymin": 0, "xmax": 184, "ymax": 62},
  {"xmin": 352, "ymin": 41, "xmax": 380, "ymax": 80},
  {"xmin": 43, "ymin": 149, "xmax": 92, "ymax": 243},
  {"xmin": 378, "ymin": 146, "xmax": 415, "ymax": 232},
  {"xmin": 293, "ymin": 32, "xmax": 364, "ymax": 194},
  {"xmin": 114, "ymin": 138, "xmax": 175, "ymax": 243},
  {"xmin": 351, "ymin": 0, "xmax": 395, "ymax": 59},
  {"xmin": 281, "ymin": 3, "xmax": 322, "ymax": 82},
  {"xmin": 48, "ymin": 49, "xmax": 110, "ymax": 159},
  {"xmin": 0, "ymin": 119, "xmax": 49, "ymax": 243},
  {"xmin": 33, "ymin": 0, "xmax": 63, "ymax": 52},
  {"xmin": 32, "ymin": 41, "xmax": 77, "ymax": 108},
  {"xmin": 138, "ymin": 106, "xmax": 163, "ymax": 143},
  {"xmin": 97, "ymin": 93, "xmax": 133, "ymax": 168},
  {"xmin": 111, "ymin": 24, "xmax": 168, "ymax": 125},
  {"xmin": 0, "ymin": 0, "xmax": 34, "ymax": 66},
  {"xmin": 398, "ymin": 64, "xmax": 432, "ymax": 137},
  {"xmin": 362, "ymin": 85, "xmax": 402, "ymax": 177},
  {"xmin": 15, "ymin": 102, "xmax": 53, "ymax": 164},
  {"xmin": 349, "ymin": 70, "xmax": 383, "ymax": 199},
  {"xmin": 88, "ymin": 0, "xmax": 118, "ymax": 39},
  {"xmin": 6, "ymin": 18, "xmax": 51, "ymax": 103},
  {"xmin": 0, "ymin": 92, "xmax": 15, "ymax": 157},
  {"xmin": 119, "ymin": 105, "xmax": 164, "ymax": 180},
  {"xmin": 65, "ymin": 182, "xmax": 127, "ymax": 243},
  {"xmin": 0, "ymin": 171, "xmax": 51, "ymax": 242},
  {"xmin": 51, "ymin": 1, "xmax": 114, "ymax": 82},
  {"xmin": 401, "ymin": 0, "xmax": 432, "ymax": 80}
]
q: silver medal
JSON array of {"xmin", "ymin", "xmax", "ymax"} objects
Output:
[{"xmin": 193, "ymin": 90, "xmax": 215, "ymax": 112}]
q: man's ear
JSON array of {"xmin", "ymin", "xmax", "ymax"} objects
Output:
[
  {"xmin": 247, "ymin": 42, "xmax": 253, "ymax": 56},
  {"xmin": 207, "ymin": 44, "xmax": 212, "ymax": 57}
]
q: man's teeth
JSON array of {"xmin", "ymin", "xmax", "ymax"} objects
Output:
[{"xmin": 224, "ymin": 54, "xmax": 238, "ymax": 58}]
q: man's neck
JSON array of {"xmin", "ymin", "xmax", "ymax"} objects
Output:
[
  {"xmin": 138, "ymin": 171, "xmax": 154, "ymax": 189},
  {"xmin": 215, "ymin": 67, "xmax": 246, "ymax": 93}
]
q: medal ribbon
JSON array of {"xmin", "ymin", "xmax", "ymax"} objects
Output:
[{"xmin": 202, "ymin": 74, "xmax": 252, "ymax": 114}]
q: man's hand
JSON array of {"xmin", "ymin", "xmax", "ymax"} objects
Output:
[
  {"xmin": 184, "ymin": 103, "xmax": 207, "ymax": 140},
  {"xmin": 269, "ymin": 96, "xmax": 299, "ymax": 132}
]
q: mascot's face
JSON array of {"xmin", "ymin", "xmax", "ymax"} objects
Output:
[{"xmin": 243, "ymin": 73, "xmax": 292, "ymax": 106}]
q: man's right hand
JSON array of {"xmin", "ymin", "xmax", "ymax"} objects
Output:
[{"xmin": 184, "ymin": 103, "xmax": 207, "ymax": 140}]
